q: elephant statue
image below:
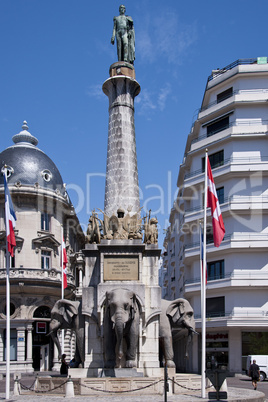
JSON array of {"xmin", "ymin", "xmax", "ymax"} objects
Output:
[
  {"xmin": 103, "ymin": 289, "xmax": 140, "ymax": 368},
  {"xmin": 48, "ymin": 299, "xmax": 85, "ymax": 365},
  {"xmin": 159, "ymin": 298, "xmax": 197, "ymax": 368}
]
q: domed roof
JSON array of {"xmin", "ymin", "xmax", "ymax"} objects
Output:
[{"xmin": 0, "ymin": 121, "xmax": 66, "ymax": 196}]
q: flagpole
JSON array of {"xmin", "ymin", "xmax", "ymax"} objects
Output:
[
  {"xmin": 201, "ymin": 150, "xmax": 208, "ymax": 398},
  {"xmin": 199, "ymin": 220, "xmax": 203, "ymax": 334},
  {"xmin": 61, "ymin": 226, "xmax": 64, "ymax": 355},
  {"xmin": 4, "ymin": 168, "xmax": 10, "ymax": 400}
]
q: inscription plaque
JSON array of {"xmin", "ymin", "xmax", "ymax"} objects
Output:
[{"xmin": 104, "ymin": 257, "xmax": 139, "ymax": 281}]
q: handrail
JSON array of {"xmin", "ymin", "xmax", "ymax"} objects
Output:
[
  {"xmin": 194, "ymin": 309, "xmax": 268, "ymax": 319},
  {"xmin": 184, "ymin": 232, "xmax": 268, "ymax": 251},
  {"xmin": 184, "ymin": 234, "xmax": 231, "ymax": 251},
  {"xmin": 192, "ymin": 119, "xmax": 268, "ymax": 145},
  {"xmin": 185, "ymin": 269, "xmax": 268, "ymax": 286},
  {"xmin": 184, "ymin": 195, "xmax": 268, "ymax": 214},
  {"xmin": 184, "ymin": 155, "xmax": 268, "ymax": 180},
  {"xmin": 207, "ymin": 58, "xmax": 259, "ymax": 82},
  {"xmin": 198, "ymin": 88, "xmax": 268, "ymax": 115}
]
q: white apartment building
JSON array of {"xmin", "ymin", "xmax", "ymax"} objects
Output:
[{"xmin": 163, "ymin": 58, "xmax": 268, "ymax": 375}]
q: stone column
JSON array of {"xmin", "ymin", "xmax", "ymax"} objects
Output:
[
  {"xmin": 76, "ymin": 251, "xmax": 84, "ymax": 287},
  {"xmin": 79, "ymin": 269, "xmax": 83, "ymax": 289},
  {"xmin": 26, "ymin": 325, "xmax": 33, "ymax": 361},
  {"xmin": 52, "ymin": 341, "xmax": 60, "ymax": 372},
  {"xmin": 228, "ymin": 328, "xmax": 241, "ymax": 373},
  {"xmin": 102, "ymin": 63, "xmax": 141, "ymax": 216}
]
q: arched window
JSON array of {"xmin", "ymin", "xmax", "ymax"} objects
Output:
[{"xmin": 33, "ymin": 306, "xmax": 51, "ymax": 319}]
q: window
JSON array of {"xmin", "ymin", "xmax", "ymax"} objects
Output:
[
  {"xmin": 2, "ymin": 249, "xmax": 15, "ymax": 268},
  {"xmin": 202, "ymin": 186, "xmax": 224, "ymax": 216},
  {"xmin": 217, "ymin": 187, "xmax": 224, "ymax": 204},
  {"xmin": 207, "ymin": 260, "xmax": 224, "ymax": 281},
  {"xmin": 41, "ymin": 169, "xmax": 52, "ymax": 182},
  {"xmin": 3, "ymin": 303, "xmax": 16, "ymax": 316},
  {"xmin": 4, "ymin": 329, "xmax": 17, "ymax": 361},
  {"xmin": 41, "ymin": 213, "xmax": 50, "ymax": 231},
  {"xmin": 217, "ymin": 87, "xmax": 233, "ymax": 104},
  {"xmin": 207, "ymin": 116, "xmax": 229, "ymax": 137},
  {"xmin": 206, "ymin": 296, "xmax": 225, "ymax": 318},
  {"xmin": 41, "ymin": 250, "xmax": 51, "ymax": 269},
  {"xmin": 33, "ymin": 306, "xmax": 51, "ymax": 319},
  {"xmin": 206, "ymin": 228, "xmax": 214, "ymax": 245},
  {"xmin": 202, "ymin": 150, "xmax": 224, "ymax": 172}
]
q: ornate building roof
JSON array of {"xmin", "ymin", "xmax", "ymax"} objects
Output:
[{"xmin": 0, "ymin": 121, "xmax": 66, "ymax": 196}]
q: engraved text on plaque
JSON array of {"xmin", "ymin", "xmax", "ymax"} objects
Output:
[{"xmin": 104, "ymin": 257, "xmax": 139, "ymax": 281}]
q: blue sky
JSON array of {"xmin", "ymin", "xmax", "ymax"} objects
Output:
[{"xmin": 1, "ymin": 0, "xmax": 268, "ymax": 247}]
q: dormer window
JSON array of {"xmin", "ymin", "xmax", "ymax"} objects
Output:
[
  {"xmin": 41, "ymin": 169, "xmax": 52, "ymax": 182},
  {"xmin": 1, "ymin": 165, "xmax": 14, "ymax": 178}
]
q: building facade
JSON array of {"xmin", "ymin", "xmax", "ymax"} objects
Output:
[
  {"xmin": 163, "ymin": 58, "xmax": 268, "ymax": 375},
  {"xmin": 0, "ymin": 122, "xmax": 84, "ymax": 374}
]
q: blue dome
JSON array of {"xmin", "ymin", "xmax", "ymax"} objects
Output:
[{"xmin": 0, "ymin": 121, "xmax": 66, "ymax": 196}]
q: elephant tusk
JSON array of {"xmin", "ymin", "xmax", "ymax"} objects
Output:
[
  {"xmin": 112, "ymin": 322, "xmax": 115, "ymax": 329},
  {"xmin": 189, "ymin": 327, "xmax": 199, "ymax": 335}
]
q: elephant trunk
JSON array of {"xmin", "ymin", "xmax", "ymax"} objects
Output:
[
  {"xmin": 50, "ymin": 331, "xmax": 62, "ymax": 361},
  {"xmin": 114, "ymin": 320, "xmax": 125, "ymax": 360}
]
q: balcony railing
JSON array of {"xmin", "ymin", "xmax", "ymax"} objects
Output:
[
  {"xmin": 184, "ymin": 234, "xmax": 231, "ymax": 251},
  {"xmin": 0, "ymin": 267, "xmax": 75, "ymax": 285},
  {"xmin": 184, "ymin": 232, "xmax": 268, "ymax": 252},
  {"xmin": 207, "ymin": 58, "xmax": 259, "ymax": 82},
  {"xmin": 184, "ymin": 269, "xmax": 268, "ymax": 286},
  {"xmin": 197, "ymin": 89, "xmax": 268, "ymax": 116},
  {"xmin": 191, "ymin": 119, "xmax": 268, "ymax": 145},
  {"xmin": 195, "ymin": 309, "xmax": 268, "ymax": 320},
  {"xmin": 184, "ymin": 155, "xmax": 268, "ymax": 180},
  {"xmin": 184, "ymin": 195, "xmax": 268, "ymax": 214}
]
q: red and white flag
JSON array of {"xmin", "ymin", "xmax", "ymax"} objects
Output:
[
  {"xmin": 4, "ymin": 174, "xmax": 17, "ymax": 257},
  {"xmin": 62, "ymin": 236, "xmax": 68, "ymax": 289},
  {"xmin": 207, "ymin": 156, "xmax": 225, "ymax": 247}
]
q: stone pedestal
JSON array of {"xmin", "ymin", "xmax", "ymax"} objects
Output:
[{"xmin": 82, "ymin": 240, "xmax": 161, "ymax": 376}]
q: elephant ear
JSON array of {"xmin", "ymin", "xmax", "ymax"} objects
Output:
[
  {"xmin": 56, "ymin": 299, "xmax": 79, "ymax": 325},
  {"xmin": 129, "ymin": 292, "xmax": 137, "ymax": 320},
  {"xmin": 105, "ymin": 291, "xmax": 111, "ymax": 314},
  {"xmin": 166, "ymin": 298, "xmax": 186, "ymax": 324}
]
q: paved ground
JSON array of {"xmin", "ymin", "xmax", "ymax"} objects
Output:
[{"xmin": 0, "ymin": 374, "xmax": 267, "ymax": 401}]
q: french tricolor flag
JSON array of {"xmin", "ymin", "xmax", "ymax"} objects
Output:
[{"xmin": 4, "ymin": 174, "xmax": 17, "ymax": 257}]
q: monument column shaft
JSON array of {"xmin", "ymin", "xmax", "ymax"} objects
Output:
[{"xmin": 103, "ymin": 74, "xmax": 140, "ymax": 216}]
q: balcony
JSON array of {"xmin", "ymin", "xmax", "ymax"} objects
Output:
[
  {"xmin": 184, "ymin": 195, "xmax": 268, "ymax": 223},
  {"xmin": 192, "ymin": 118, "xmax": 268, "ymax": 146},
  {"xmin": 0, "ymin": 267, "xmax": 75, "ymax": 287},
  {"xmin": 183, "ymin": 269, "xmax": 268, "ymax": 294},
  {"xmin": 194, "ymin": 89, "xmax": 268, "ymax": 122},
  {"xmin": 207, "ymin": 58, "xmax": 263, "ymax": 82},
  {"xmin": 183, "ymin": 232, "xmax": 268, "ymax": 261},
  {"xmin": 184, "ymin": 155, "xmax": 268, "ymax": 184},
  {"xmin": 195, "ymin": 308, "xmax": 268, "ymax": 328}
]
